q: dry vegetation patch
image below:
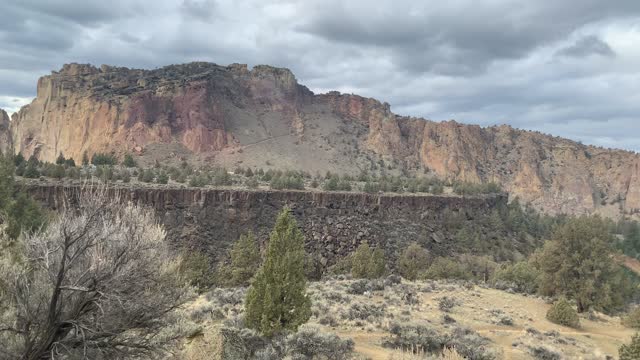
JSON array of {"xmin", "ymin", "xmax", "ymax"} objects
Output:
[{"xmin": 173, "ymin": 278, "xmax": 634, "ymax": 359}]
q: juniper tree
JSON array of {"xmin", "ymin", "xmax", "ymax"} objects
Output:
[
  {"xmin": 244, "ymin": 208, "xmax": 311, "ymax": 336},
  {"xmin": 229, "ymin": 231, "xmax": 261, "ymax": 286},
  {"xmin": 534, "ymin": 216, "xmax": 630, "ymax": 313},
  {"xmin": 351, "ymin": 242, "xmax": 386, "ymax": 279},
  {"xmin": 620, "ymin": 333, "xmax": 640, "ymax": 360},
  {"xmin": 397, "ymin": 242, "xmax": 430, "ymax": 281}
]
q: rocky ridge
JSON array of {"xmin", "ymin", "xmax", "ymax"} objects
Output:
[{"xmin": 1, "ymin": 62, "xmax": 639, "ymax": 217}]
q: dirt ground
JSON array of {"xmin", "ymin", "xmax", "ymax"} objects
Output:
[
  {"xmin": 330, "ymin": 284, "xmax": 633, "ymax": 359},
  {"xmin": 179, "ymin": 279, "xmax": 635, "ymax": 360}
]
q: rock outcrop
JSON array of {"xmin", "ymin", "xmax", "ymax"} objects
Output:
[
  {"xmin": 3, "ymin": 62, "xmax": 639, "ymax": 217},
  {"xmin": 25, "ymin": 184, "xmax": 512, "ymax": 264}
]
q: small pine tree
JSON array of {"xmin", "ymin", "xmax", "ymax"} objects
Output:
[
  {"xmin": 229, "ymin": 232, "xmax": 261, "ymax": 286},
  {"xmin": 620, "ymin": 333, "xmax": 640, "ymax": 360},
  {"xmin": 122, "ymin": 153, "xmax": 136, "ymax": 168},
  {"xmin": 351, "ymin": 243, "xmax": 386, "ymax": 279},
  {"xmin": 178, "ymin": 251, "xmax": 215, "ymax": 291},
  {"xmin": 323, "ymin": 177, "xmax": 339, "ymax": 191},
  {"xmin": 55, "ymin": 152, "xmax": 66, "ymax": 165},
  {"xmin": 246, "ymin": 177, "xmax": 259, "ymax": 189},
  {"xmin": 244, "ymin": 208, "xmax": 311, "ymax": 336},
  {"xmin": 52, "ymin": 164, "xmax": 65, "ymax": 179},
  {"xmin": 81, "ymin": 151, "xmax": 89, "ymax": 166},
  {"xmin": 156, "ymin": 172, "xmax": 169, "ymax": 184},
  {"xmin": 397, "ymin": 242, "xmax": 430, "ymax": 281},
  {"xmin": 13, "ymin": 153, "xmax": 25, "ymax": 167},
  {"xmin": 24, "ymin": 162, "xmax": 40, "ymax": 178},
  {"xmin": 546, "ymin": 298, "xmax": 580, "ymax": 328},
  {"xmin": 141, "ymin": 169, "xmax": 155, "ymax": 183},
  {"xmin": 424, "ymin": 257, "xmax": 472, "ymax": 280}
]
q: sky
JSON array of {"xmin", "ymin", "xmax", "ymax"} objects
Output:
[{"xmin": 1, "ymin": 0, "xmax": 639, "ymax": 152}]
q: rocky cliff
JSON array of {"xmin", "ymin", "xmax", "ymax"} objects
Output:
[
  {"xmin": 1, "ymin": 62, "xmax": 639, "ymax": 217},
  {"xmin": 25, "ymin": 184, "xmax": 512, "ymax": 265}
]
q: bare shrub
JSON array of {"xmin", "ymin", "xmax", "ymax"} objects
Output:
[
  {"xmin": 0, "ymin": 187, "xmax": 190, "ymax": 359},
  {"xmin": 438, "ymin": 296, "xmax": 458, "ymax": 312},
  {"xmin": 205, "ymin": 287, "xmax": 246, "ymax": 307},
  {"xmin": 285, "ymin": 325, "xmax": 354, "ymax": 359},
  {"xmin": 528, "ymin": 345, "xmax": 561, "ymax": 360},
  {"xmin": 448, "ymin": 327, "xmax": 495, "ymax": 360},
  {"xmin": 383, "ymin": 323, "xmax": 448, "ymax": 353},
  {"xmin": 343, "ymin": 303, "xmax": 387, "ymax": 321}
]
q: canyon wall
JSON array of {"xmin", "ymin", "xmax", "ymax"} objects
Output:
[
  {"xmin": 25, "ymin": 184, "xmax": 508, "ymax": 265},
  {"xmin": 2, "ymin": 62, "xmax": 639, "ymax": 217}
]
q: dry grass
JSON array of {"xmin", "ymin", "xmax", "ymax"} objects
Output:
[{"xmin": 173, "ymin": 278, "xmax": 634, "ymax": 359}]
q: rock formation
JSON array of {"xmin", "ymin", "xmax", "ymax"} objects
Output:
[
  {"xmin": 1, "ymin": 62, "xmax": 639, "ymax": 217},
  {"xmin": 25, "ymin": 184, "xmax": 512, "ymax": 264}
]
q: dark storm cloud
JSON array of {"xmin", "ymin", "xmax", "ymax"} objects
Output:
[
  {"xmin": 557, "ymin": 36, "xmax": 615, "ymax": 57},
  {"xmin": 298, "ymin": 1, "xmax": 640, "ymax": 75},
  {"xmin": 0, "ymin": 0, "xmax": 638, "ymax": 150}
]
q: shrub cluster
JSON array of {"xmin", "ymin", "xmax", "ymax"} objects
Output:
[
  {"xmin": 620, "ymin": 333, "xmax": 640, "ymax": 360},
  {"xmin": 545, "ymin": 298, "xmax": 580, "ymax": 328},
  {"xmin": 351, "ymin": 243, "xmax": 386, "ymax": 279}
]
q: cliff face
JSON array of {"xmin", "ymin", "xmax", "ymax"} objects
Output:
[
  {"xmin": 25, "ymin": 184, "xmax": 511, "ymax": 265},
  {"xmin": 8, "ymin": 63, "xmax": 310, "ymax": 162},
  {"xmin": 3, "ymin": 62, "xmax": 639, "ymax": 217}
]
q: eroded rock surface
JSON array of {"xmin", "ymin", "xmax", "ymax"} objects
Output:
[{"xmin": 2, "ymin": 62, "xmax": 639, "ymax": 217}]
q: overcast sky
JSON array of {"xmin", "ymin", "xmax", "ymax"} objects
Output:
[{"xmin": 1, "ymin": 0, "xmax": 639, "ymax": 151}]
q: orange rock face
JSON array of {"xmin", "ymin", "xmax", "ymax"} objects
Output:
[
  {"xmin": 7, "ymin": 62, "xmax": 309, "ymax": 162},
  {"xmin": 1, "ymin": 62, "xmax": 639, "ymax": 217}
]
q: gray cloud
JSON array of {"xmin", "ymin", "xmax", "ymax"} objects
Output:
[
  {"xmin": 0, "ymin": 0, "xmax": 638, "ymax": 151},
  {"xmin": 557, "ymin": 35, "xmax": 615, "ymax": 57}
]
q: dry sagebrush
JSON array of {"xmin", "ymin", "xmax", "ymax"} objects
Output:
[{"xmin": 0, "ymin": 188, "xmax": 191, "ymax": 359}]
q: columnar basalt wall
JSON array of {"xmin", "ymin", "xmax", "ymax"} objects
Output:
[{"xmin": 26, "ymin": 184, "xmax": 508, "ymax": 265}]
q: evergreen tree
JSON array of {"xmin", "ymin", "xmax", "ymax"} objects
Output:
[
  {"xmin": 351, "ymin": 243, "xmax": 386, "ymax": 279},
  {"xmin": 323, "ymin": 176, "xmax": 339, "ymax": 191},
  {"xmin": 244, "ymin": 208, "xmax": 311, "ymax": 336},
  {"xmin": 0, "ymin": 154, "xmax": 46, "ymax": 240},
  {"xmin": 52, "ymin": 164, "xmax": 65, "ymax": 179},
  {"xmin": 23, "ymin": 162, "xmax": 40, "ymax": 178},
  {"xmin": 0, "ymin": 153, "xmax": 15, "ymax": 209},
  {"xmin": 229, "ymin": 231, "xmax": 261, "ymax": 286},
  {"xmin": 13, "ymin": 153, "xmax": 25, "ymax": 167},
  {"xmin": 82, "ymin": 151, "xmax": 89, "ymax": 166},
  {"xmin": 122, "ymin": 153, "xmax": 136, "ymax": 168},
  {"xmin": 156, "ymin": 172, "xmax": 169, "ymax": 184},
  {"xmin": 620, "ymin": 333, "xmax": 640, "ymax": 360},
  {"xmin": 397, "ymin": 242, "xmax": 430, "ymax": 280},
  {"xmin": 546, "ymin": 297, "xmax": 580, "ymax": 328},
  {"xmin": 534, "ymin": 216, "xmax": 628, "ymax": 313},
  {"xmin": 55, "ymin": 152, "xmax": 66, "ymax": 165}
]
